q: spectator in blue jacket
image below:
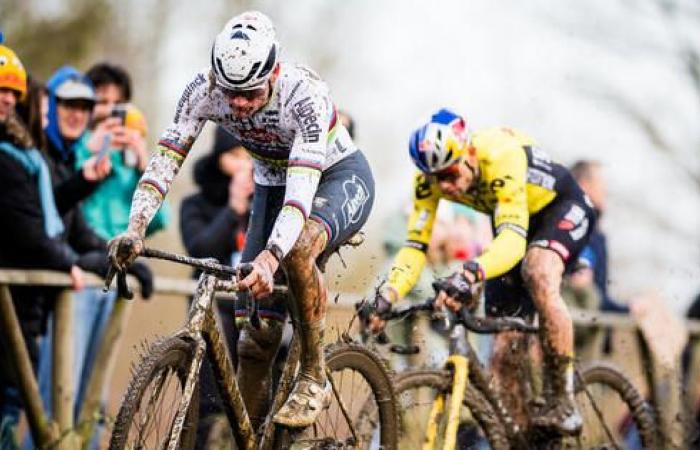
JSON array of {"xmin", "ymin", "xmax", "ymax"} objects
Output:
[{"xmin": 570, "ymin": 160, "xmax": 628, "ymax": 313}]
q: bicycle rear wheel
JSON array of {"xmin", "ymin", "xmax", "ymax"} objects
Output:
[
  {"xmin": 109, "ymin": 336, "xmax": 200, "ymax": 450},
  {"xmin": 285, "ymin": 342, "xmax": 399, "ymax": 449},
  {"xmin": 567, "ymin": 362, "xmax": 657, "ymax": 449},
  {"xmin": 394, "ymin": 370, "xmax": 509, "ymax": 450}
]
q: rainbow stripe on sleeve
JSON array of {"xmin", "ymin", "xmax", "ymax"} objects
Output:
[
  {"xmin": 282, "ymin": 200, "xmax": 308, "ymax": 218},
  {"xmin": 157, "ymin": 139, "xmax": 189, "ymax": 161},
  {"xmin": 141, "ymin": 179, "xmax": 167, "ymax": 199}
]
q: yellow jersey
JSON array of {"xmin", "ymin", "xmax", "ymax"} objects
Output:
[{"xmin": 388, "ymin": 126, "xmax": 570, "ymax": 299}]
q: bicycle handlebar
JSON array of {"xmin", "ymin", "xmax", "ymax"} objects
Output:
[
  {"xmin": 104, "ymin": 247, "xmax": 255, "ymax": 300},
  {"xmin": 141, "ymin": 248, "xmax": 253, "ymax": 278},
  {"xmin": 379, "ymin": 298, "xmax": 539, "ymax": 335}
]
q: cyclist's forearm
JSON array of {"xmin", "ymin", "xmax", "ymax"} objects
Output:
[
  {"xmin": 129, "ymin": 146, "xmax": 184, "ymax": 235},
  {"xmin": 266, "ymin": 163, "xmax": 322, "ymax": 258},
  {"xmin": 475, "ymin": 227, "xmax": 526, "ymax": 279},
  {"xmin": 387, "ymin": 245, "xmax": 427, "ymax": 300}
]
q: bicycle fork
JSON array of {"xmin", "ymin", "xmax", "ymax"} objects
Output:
[
  {"xmin": 423, "ymin": 354, "xmax": 469, "ymax": 450},
  {"xmin": 167, "ymin": 336, "xmax": 206, "ymax": 450}
]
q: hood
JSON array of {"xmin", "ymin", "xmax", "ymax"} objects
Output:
[
  {"xmin": 193, "ymin": 127, "xmax": 243, "ymax": 205},
  {"xmin": 45, "ymin": 66, "xmax": 94, "ymax": 161}
]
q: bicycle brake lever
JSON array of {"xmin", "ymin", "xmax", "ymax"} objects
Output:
[
  {"xmin": 103, "ymin": 265, "xmax": 117, "ymax": 293},
  {"xmin": 116, "ymin": 270, "xmax": 134, "ymax": 300},
  {"xmin": 250, "ymin": 307, "xmax": 261, "ymax": 330}
]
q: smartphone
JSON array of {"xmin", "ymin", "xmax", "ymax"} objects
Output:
[
  {"xmin": 110, "ymin": 104, "xmax": 128, "ymax": 125},
  {"xmin": 95, "ymin": 134, "xmax": 111, "ymax": 163}
]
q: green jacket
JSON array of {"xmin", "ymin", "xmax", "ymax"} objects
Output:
[{"xmin": 75, "ymin": 133, "xmax": 168, "ymax": 239}]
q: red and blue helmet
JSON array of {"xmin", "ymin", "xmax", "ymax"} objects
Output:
[{"xmin": 409, "ymin": 108, "xmax": 469, "ymax": 174}]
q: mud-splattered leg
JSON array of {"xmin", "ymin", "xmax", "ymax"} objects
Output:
[
  {"xmin": 273, "ymin": 220, "xmax": 330, "ymax": 427},
  {"xmin": 523, "ymin": 247, "xmax": 582, "ymax": 436}
]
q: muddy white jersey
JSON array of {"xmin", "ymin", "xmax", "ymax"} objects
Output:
[
  {"xmin": 129, "ymin": 62, "xmax": 359, "ymax": 258},
  {"xmin": 161, "ymin": 62, "xmax": 357, "ymax": 186}
]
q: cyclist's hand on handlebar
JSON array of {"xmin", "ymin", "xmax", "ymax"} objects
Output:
[
  {"xmin": 238, "ymin": 250, "xmax": 279, "ymax": 299},
  {"xmin": 107, "ymin": 230, "xmax": 144, "ymax": 271},
  {"xmin": 363, "ymin": 289, "xmax": 395, "ymax": 334},
  {"xmin": 433, "ymin": 261, "xmax": 484, "ymax": 313}
]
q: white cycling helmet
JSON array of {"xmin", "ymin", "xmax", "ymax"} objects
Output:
[{"xmin": 211, "ymin": 11, "xmax": 279, "ymax": 91}]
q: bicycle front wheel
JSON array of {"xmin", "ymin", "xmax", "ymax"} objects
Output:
[
  {"xmin": 569, "ymin": 362, "xmax": 657, "ymax": 449},
  {"xmin": 287, "ymin": 342, "xmax": 399, "ymax": 449},
  {"xmin": 109, "ymin": 336, "xmax": 200, "ymax": 450},
  {"xmin": 394, "ymin": 370, "xmax": 509, "ymax": 450}
]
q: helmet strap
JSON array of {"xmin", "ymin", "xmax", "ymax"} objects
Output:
[{"xmin": 464, "ymin": 158, "xmax": 478, "ymax": 180}]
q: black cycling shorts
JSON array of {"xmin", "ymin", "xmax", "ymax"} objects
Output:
[
  {"xmin": 485, "ymin": 178, "xmax": 596, "ymax": 318},
  {"xmin": 236, "ymin": 150, "xmax": 375, "ymax": 322}
]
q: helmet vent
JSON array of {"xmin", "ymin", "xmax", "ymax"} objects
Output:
[
  {"xmin": 445, "ymin": 149, "xmax": 453, "ymax": 162},
  {"xmin": 431, "ymin": 153, "xmax": 439, "ymax": 167},
  {"xmin": 436, "ymin": 129, "xmax": 442, "ymax": 141},
  {"xmin": 231, "ymin": 30, "xmax": 249, "ymax": 40},
  {"xmin": 258, "ymin": 43, "xmax": 277, "ymax": 79}
]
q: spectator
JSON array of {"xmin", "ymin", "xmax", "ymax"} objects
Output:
[
  {"xmin": 23, "ymin": 66, "xmax": 153, "ymax": 450},
  {"xmin": 81, "ymin": 62, "xmax": 168, "ymax": 239},
  {"xmin": 0, "ymin": 45, "xmax": 107, "ymax": 449},
  {"xmin": 180, "ymin": 126, "xmax": 253, "ymax": 448},
  {"xmin": 570, "ymin": 160, "xmax": 627, "ymax": 313},
  {"xmin": 44, "ymin": 66, "xmax": 111, "ymax": 212}
]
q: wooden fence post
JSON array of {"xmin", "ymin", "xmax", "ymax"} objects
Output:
[
  {"xmin": 53, "ymin": 289, "xmax": 81, "ymax": 450},
  {"xmin": 0, "ymin": 284, "xmax": 56, "ymax": 447}
]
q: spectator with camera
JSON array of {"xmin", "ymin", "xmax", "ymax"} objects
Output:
[{"xmin": 80, "ymin": 62, "xmax": 168, "ymax": 240}]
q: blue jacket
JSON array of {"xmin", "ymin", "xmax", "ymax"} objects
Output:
[{"xmin": 45, "ymin": 66, "xmax": 94, "ymax": 161}]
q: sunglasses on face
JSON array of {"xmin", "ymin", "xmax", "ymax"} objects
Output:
[
  {"xmin": 220, "ymin": 85, "xmax": 267, "ymax": 101},
  {"xmin": 433, "ymin": 163, "xmax": 461, "ymax": 182}
]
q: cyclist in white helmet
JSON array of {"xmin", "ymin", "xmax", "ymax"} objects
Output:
[{"xmin": 108, "ymin": 11, "xmax": 375, "ymax": 428}]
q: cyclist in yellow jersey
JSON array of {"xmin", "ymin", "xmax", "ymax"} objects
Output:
[{"xmin": 366, "ymin": 108, "xmax": 596, "ymax": 436}]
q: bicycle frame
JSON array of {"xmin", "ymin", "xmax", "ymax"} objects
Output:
[
  {"xmin": 382, "ymin": 301, "xmax": 537, "ymax": 448},
  {"xmin": 163, "ymin": 272, "xmax": 299, "ymax": 450},
  {"xmin": 120, "ymin": 248, "xmax": 378, "ymax": 449},
  {"xmin": 422, "ymin": 353, "xmax": 470, "ymax": 450}
]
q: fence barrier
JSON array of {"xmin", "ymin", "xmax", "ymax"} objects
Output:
[{"xmin": 0, "ymin": 269, "xmax": 697, "ymax": 449}]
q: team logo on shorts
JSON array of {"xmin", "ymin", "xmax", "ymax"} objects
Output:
[
  {"xmin": 562, "ymin": 204, "xmax": 589, "ymax": 241},
  {"xmin": 341, "ymin": 175, "xmax": 369, "ymax": 227}
]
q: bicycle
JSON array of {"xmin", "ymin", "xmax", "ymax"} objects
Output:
[
  {"xmin": 107, "ymin": 248, "xmax": 398, "ymax": 450},
  {"xmin": 367, "ymin": 298, "xmax": 657, "ymax": 449}
]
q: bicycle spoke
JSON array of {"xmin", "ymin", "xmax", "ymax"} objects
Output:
[
  {"xmin": 573, "ymin": 375, "xmax": 627, "ymax": 449},
  {"xmin": 293, "ymin": 364, "xmax": 379, "ymax": 448},
  {"xmin": 125, "ymin": 365, "xmax": 186, "ymax": 450}
]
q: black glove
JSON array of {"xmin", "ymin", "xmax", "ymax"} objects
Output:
[
  {"xmin": 127, "ymin": 261, "xmax": 154, "ymax": 300},
  {"xmin": 358, "ymin": 292, "xmax": 392, "ymax": 322},
  {"xmin": 76, "ymin": 250, "xmax": 111, "ymax": 278},
  {"xmin": 432, "ymin": 271, "xmax": 478, "ymax": 310},
  {"xmin": 372, "ymin": 292, "xmax": 392, "ymax": 319}
]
